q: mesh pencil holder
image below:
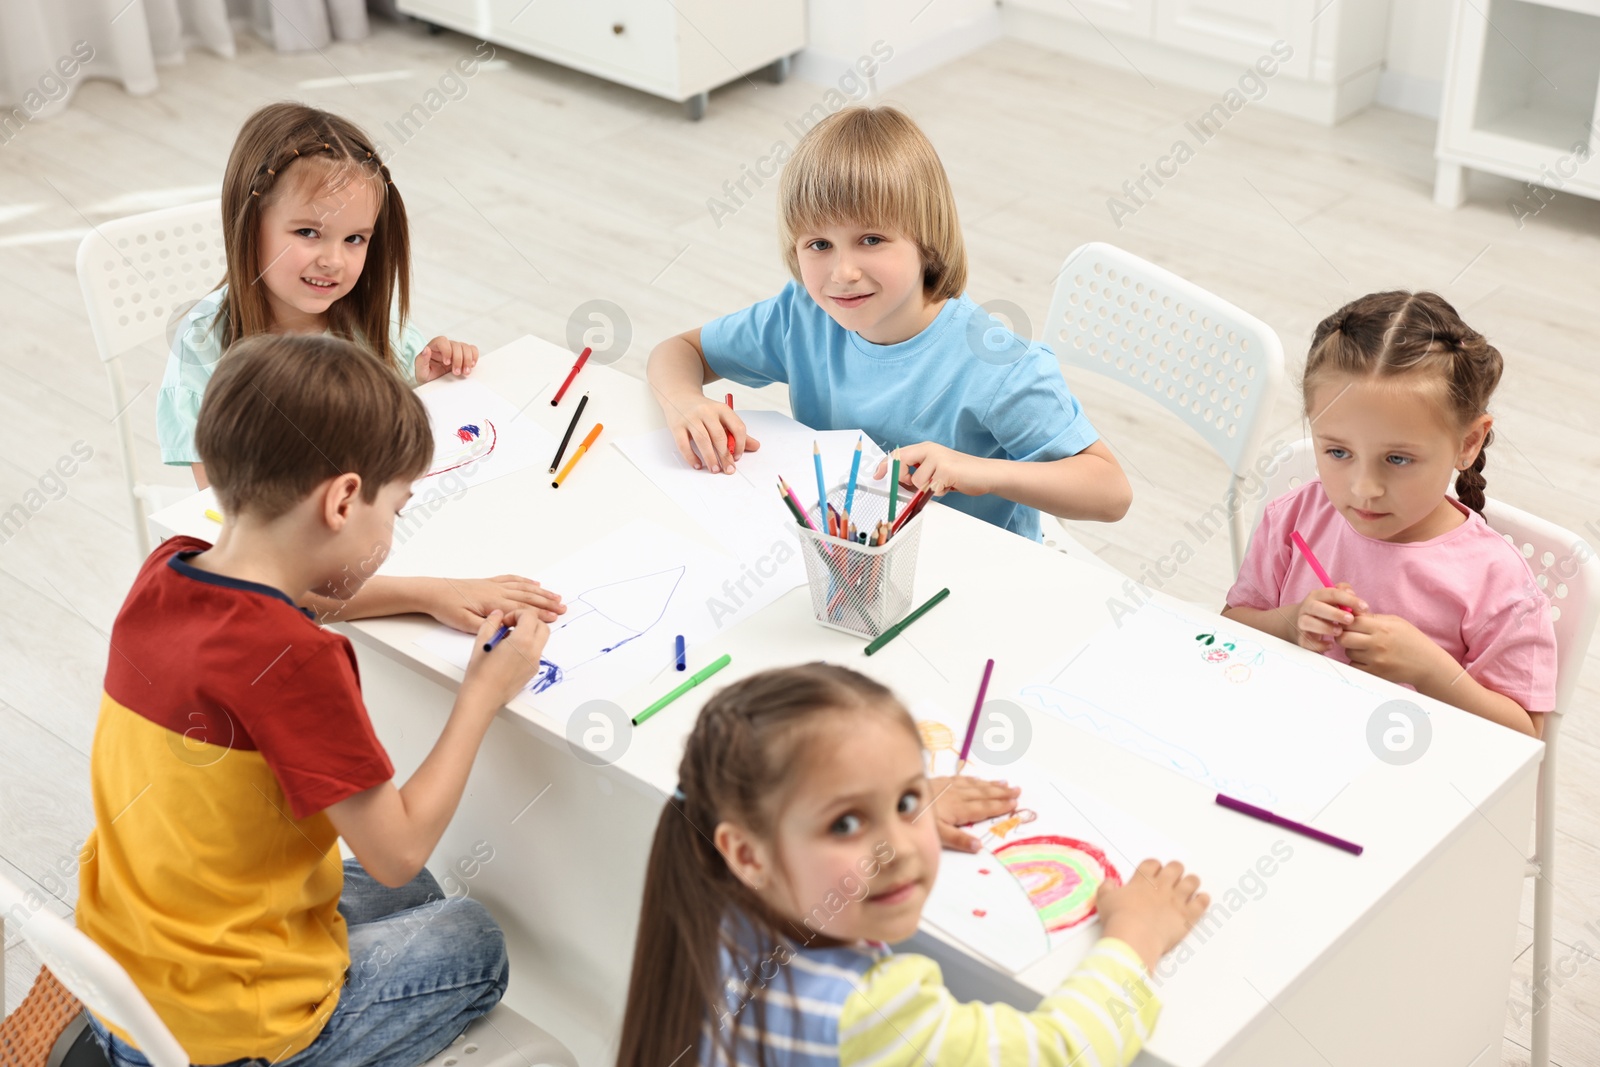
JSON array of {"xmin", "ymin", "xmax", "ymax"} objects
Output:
[{"xmin": 795, "ymin": 483, "xmax": 925, "ymax": 638}]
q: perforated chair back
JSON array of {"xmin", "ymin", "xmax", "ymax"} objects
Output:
[
  {"xmin": 75, "ymin": 199, "xmax": 224, "ymax": 557},
  {"xmin": 0, "ymin": 872, "xmax": 188, "ymax": 1067},
  {"xmin": 1044, "ymin": 242, "xmax": 1286, "ymax": 568}
]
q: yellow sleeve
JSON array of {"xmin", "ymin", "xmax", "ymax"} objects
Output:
[{"xmin": 839, "ymin": 938, "xmax": 1160, "ymax": 1067}]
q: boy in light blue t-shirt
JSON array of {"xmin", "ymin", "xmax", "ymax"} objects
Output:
[{"xmin": 647, "ymin": 105, "xmax": 1131, "ymax": 541}]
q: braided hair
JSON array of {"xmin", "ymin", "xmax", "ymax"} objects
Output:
[
  {"xmin": 615, "ymin": 664, "xmax": 918, "ymax": 1067},
  {"xmin": 1304, "ymin": 291, "xmax": 1502, "ymax": 514},
  {"xmin": 214, "ymin": 103, "xmax": 411, "ymax": 374}
]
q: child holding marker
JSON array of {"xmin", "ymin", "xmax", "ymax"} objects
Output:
[
  {"xmin": 159, "ymin": 101, "xmax": 562, "ymax": 632},
  {"xmin": 159, "ymin": 102, "xmax": 479, "ymax": 486},
  {"xmin": 1224, "ymin": 291, "xmax": 1556, "ymax": 736},
  {"xmin": 616, "ymin": 664, "xmax": 1207, "ymax": 1067},
  {"xmin": 647, "ymin": 106, "xmax": 1131, "ymax": 542},
  {"xmin": 79, "ymin": 335, "xmax": 551, "ymax": 1067}
]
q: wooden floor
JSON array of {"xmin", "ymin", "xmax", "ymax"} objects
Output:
[{"xmin": 3, "ymin": 20, "xmax": 1598, "ymax": 1065}]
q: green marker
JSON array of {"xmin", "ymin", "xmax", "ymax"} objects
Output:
[
  {"xmin": 863, "ymin": 588, "xmax": 950, "ymax": 656},
  {"xmin": 888, "ymin": 454, "xmax": 901, "ymax": 523},
  {"xmin": 632, "ymin": 653, "xmax": 732, "ymax": 726}
]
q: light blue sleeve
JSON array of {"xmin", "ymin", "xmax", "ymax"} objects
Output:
[
  {"xmin": 698, "ymin": 282, "xmax": 804, "ymax": 388},
  {"xmin": 985, "ymin": 344, "xmax": 1101, "ymax": 462},
  {"xmin": 392, "ymin": 315, "xmax": 426, "ymax": 387},
  {"xmin": 156, "ymin": 292, "xmax": 228, "ymax": 467}
]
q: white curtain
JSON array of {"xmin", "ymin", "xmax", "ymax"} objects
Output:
[{"xmin": 0, "ymin": 0, "xmax": 385, "ymax": 120}]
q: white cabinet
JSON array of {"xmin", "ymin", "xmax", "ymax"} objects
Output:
[
  {"xmin": 1003, "ymin": 0, "xmax": 1392, "ymax": 124},
  {"xmin": 1434, "ymin": 0, "xmax": 1600, "ymax": 207},
  {"xmin": 396, "ymin": 0, "xmax": 806, "ymax": 119}
]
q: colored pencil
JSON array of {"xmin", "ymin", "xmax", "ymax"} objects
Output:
[
  {"xmin": 955, "ymin": 658, "xmax": 995, "ymax": 775},
  {"xmin": 813, "ymin": 442, "xmax": 828, "ymax": 530},
  {"xmin": 779, "ymin": 478, "xmax": 817, "ymax": 531},
  {"xmin": 1291, "ymin": 530, "xmax": 1335, "ymax": 588},
  {"xmin": 548, "ymin": 392, "xmax": 589, "ymax": 473},
  {"xmin": 204, "ymin": 508, "xmax": 223, "ymax": 524},
  {"xmin": 889, "ymin": 487, "xmax": 933, "ymax": 537},
  {"xmin": 1216, "ymin": 793, "xmax": 1363, "ymax": 856},
  {"xmin": 888, "ymin": 453, "xmax": 900, "ymax": 522},
  {"xmin": 674, "ymin": 634, "xmax": 686, "ymax": 671},
  {"xmin": 863, "ymin": 587, "xmax": 950, "ymax": 656},
  {"xmin": 724, "ymin": 393, "xmax": 737, "ymax": 457},
  {"xmin": 483, "ymin": 623, "xmax": 511, "ymax": 653},
  {"xmin": 843, "ymin": 435, "xmax": 863, "ymax": 526},
  {"xmin": 633, "ymin": 653, "xmax": 732, "ymax": 726},
  {"xmin": 551, "ymin": 423, "xmax": 603, "ymax": 488},
  {"xmin": 550, "ymin": 347, "xmax": 592, "ymax": 406}
]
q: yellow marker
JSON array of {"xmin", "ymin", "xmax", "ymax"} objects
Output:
[
  {"xmin": 204, "ymin": 508, "xmax": 223, "ymax": 524},
  {"xmin": 551, "ymin": 423, "xmax": 603, "ymax": 489}
]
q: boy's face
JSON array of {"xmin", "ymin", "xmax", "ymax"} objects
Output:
[
  {"xmin": 793, "ymin": 222, "xmax": 940, "ymax": 346},
  {"xmin": 319, "ymin": 478, "xmax": 412, "ymax": 601},
  {"xmin": 256, "ymin": 165, "xmax": 380, "ymax": 331}
]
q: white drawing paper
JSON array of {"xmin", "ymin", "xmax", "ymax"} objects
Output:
[
  {"xmin": 404, "ymin": 376, "xmax": 556, "ymax": 513},
  {"xmin": 915, "ymin": 701, "xmax": 1183, "ymax": 975},
  {"xmin": 1019, "ymin": 600, "xmax": 1381, "ymax": 821},
  {"xmin": 414, "ymin": 521, "xmax": 788, "ymax": 723}
]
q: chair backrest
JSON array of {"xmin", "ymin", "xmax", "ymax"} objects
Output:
[
  {"xmin": 0, "ymin": 874, "xmax": 188, "ymax": 1067},
  {"xmin": 1253, "ymin": 437, "xmax": 1599, "ymax": 714},
  {"xmin": 1043, "ymin": 241, "xmax": 1286, "ymax": 478},
  {"xmin": 76, "ymin": 199, "xmax": 224, "ymax": 364}
]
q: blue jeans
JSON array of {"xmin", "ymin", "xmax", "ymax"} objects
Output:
[{"xmin": 89, "ymin": 860, "xmax": 509, "ymax": 1067}]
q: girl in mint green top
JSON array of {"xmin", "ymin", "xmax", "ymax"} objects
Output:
[{"xmin": 165, "ymin": 102, "xmax": 481, "ymax": 479}]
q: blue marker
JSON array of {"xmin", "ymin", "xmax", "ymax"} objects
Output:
[
  {"xmin": 483, "ymin": 623, "xmax": 511, "ymax": 653},
  {"xmin": 674, "ymin": 634, "xmax": 686, "ymax": 671}
]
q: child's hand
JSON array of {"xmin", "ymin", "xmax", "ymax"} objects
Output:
[
  {"xmin": 872, "ymin": 442, "xmax": 991, "ymax": 497},
  {"xmin": 1338, "ymin": 612, "xmax": 1458, "ymax": 689},
  {"xmin": 926, "ymin": 776, "xmax": 1022, "ymax": 852},
  {"xmin": 415, "ymin": 336, "xmax": 480, "ymax": 383},
  {"xmin": 1294, "ymin": 582, "xmax": 1366, "ymax": 652},
  {"xmin": 463, "ymin": 609, "xmax": 549, "ymax": 709},
  {"xmin": 1097, "ymin": 859, "xmax": 1209, "ymax": 971},
  {"xmin": 424, "ymin": 575, "xmax": 565, "ymax": 632},
  {"xmin": 661, "ymin": 393, "xmax": 760, "ymax": 474}
]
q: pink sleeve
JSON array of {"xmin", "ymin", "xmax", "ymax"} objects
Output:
[
  {"xmin": 1227, "ymin": 500, "xmax": 1293, "ymax": 611},
  {"xmin": 1462, "ymin": 571, "xmax": 1559, "ymax": 713}
]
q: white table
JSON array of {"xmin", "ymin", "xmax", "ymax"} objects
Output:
[{"xmin": 150, "ymin": 336, "xmax": 1542, "ymax": 1067}]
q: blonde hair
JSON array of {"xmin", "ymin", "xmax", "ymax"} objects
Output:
[{"xmin": 779, "ymin": 106, "xmax": 967, "ymax": 301}]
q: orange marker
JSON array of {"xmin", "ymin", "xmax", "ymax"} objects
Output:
[
  {"xmin": 724, "ymin": 393, "xmax": 736, "ymax": 457},
  {"xmin": 552, "ymin": 423, "xmax": 603, "ymax": 488}
]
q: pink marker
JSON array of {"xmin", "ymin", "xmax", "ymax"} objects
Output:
[{"xmin": 1291, "ymin": 530, "xmax": 1335, "ymax": 589}]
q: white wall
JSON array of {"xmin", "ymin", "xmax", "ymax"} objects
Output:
[
  {"xmin": 1378, "ymin": 0, "xmax": 1454, "ymax": 117},
  {"xmin": 797, "ymin": 0, "xmax": 1002, "ymax": 92}
]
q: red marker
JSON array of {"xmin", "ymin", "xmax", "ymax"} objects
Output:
[
  {"xmin": 724, "ymin": 393, "xmax": 737, "ymax": 457},
  {"xmin": 1291, "ymin": 530, "xmax": 1335, "ymax": 588},
  {"xmin": 551, "ymin": 347, "xmax": 592, "ymax": 406}
]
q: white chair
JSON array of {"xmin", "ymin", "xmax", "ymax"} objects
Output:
[
  {"xmin": 0, "ymin": 871, "xmax": 187, "ymax": 1066},
  {"xmin": 0, "ymin": 870, "xmax": 580, "ymax": 1067},
  {"xmin": 1043, "ymin": 242, "xmax": 1286, "ymax": 572},
  {"xmin": 75, "ymin": 200, "xmax": 225, "ymax": 558},
  {"xmin": 1255, "ymin": 439, "xmax": 1600, "ymax": 1067}
]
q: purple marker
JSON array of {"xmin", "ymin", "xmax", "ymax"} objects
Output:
[{"xmin": 1216, "ymin": 793, "xmax": 1363, "ymax": 856}]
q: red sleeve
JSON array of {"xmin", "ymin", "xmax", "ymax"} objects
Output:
[{"xmin": 247, "ymin": 632, "xmax": 394, "ymax": 820}]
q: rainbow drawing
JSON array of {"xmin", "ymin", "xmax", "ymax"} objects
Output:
[{"xmin": 993, "ymin": 835, "xmax": 1122, "ymax": 932}]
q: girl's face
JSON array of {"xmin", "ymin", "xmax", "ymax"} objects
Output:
[
  {"xmin": 255, "ymin": 166, "xmax": 380, "ymax": 331},
  {"xmin": 793, "ymin": 222, "xmax": 942, "ymax": 346},
  {"xmin": 1308, "ymin": 372, "xmax": 1490, "ymax": 543},
  {"xmin": 719, "ymin": 709, "xmax": 941, "ymax": 946}
]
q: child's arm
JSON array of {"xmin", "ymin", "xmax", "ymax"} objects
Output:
[
  {"xmin": 301, "ymin": 574, "xmax": 565, "ymax": 632},
  {"xmin": 840, "ymin": 860, "xmax": 1206, "ymax": 1067},
  {"xmin": 1223, "ymin": 582, "xmax": 1366, "ymax": 649},
  {"xmin": 870, "ymin": 440, "xmax": 1132, "ymax": 522},
  {"xmin": 325, "ymin": 610, "xmax": 547, "ymax": 886},
  {"xmin": 1337, "ymin": 613, "xmax": 1545, "ymax": 737},
  {"xmin": 926, "ymin": 775, "xmax": 1021, "ymax": 852},
  {"xmin": 646, "ymin": 328, "xmax": 760, "ymax": 474}
]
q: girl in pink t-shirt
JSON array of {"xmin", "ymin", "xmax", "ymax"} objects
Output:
[{"xmin": 1225, "ymin": 291, "xmax": 1556, "ymax": 737}]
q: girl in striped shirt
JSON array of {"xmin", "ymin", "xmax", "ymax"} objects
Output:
[{"xmin": 616, "ymin": 663, "xmax": 1208, "ymax": 1067}]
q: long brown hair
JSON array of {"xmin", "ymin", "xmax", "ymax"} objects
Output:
[
  {"xmin": 214, "ymin": 102, "xmax": 411, "ymax": 370},
  {"xmin": 615, "ymin": 664, "xmax": 916, "ymax": 1067},
  {"xmin": 1304, "ymin": 291, "xmax": 1503, "ymax": 514},
  {"xmin": 779, "ymin": 106, "xmax": 967, "ymax": 301}
]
